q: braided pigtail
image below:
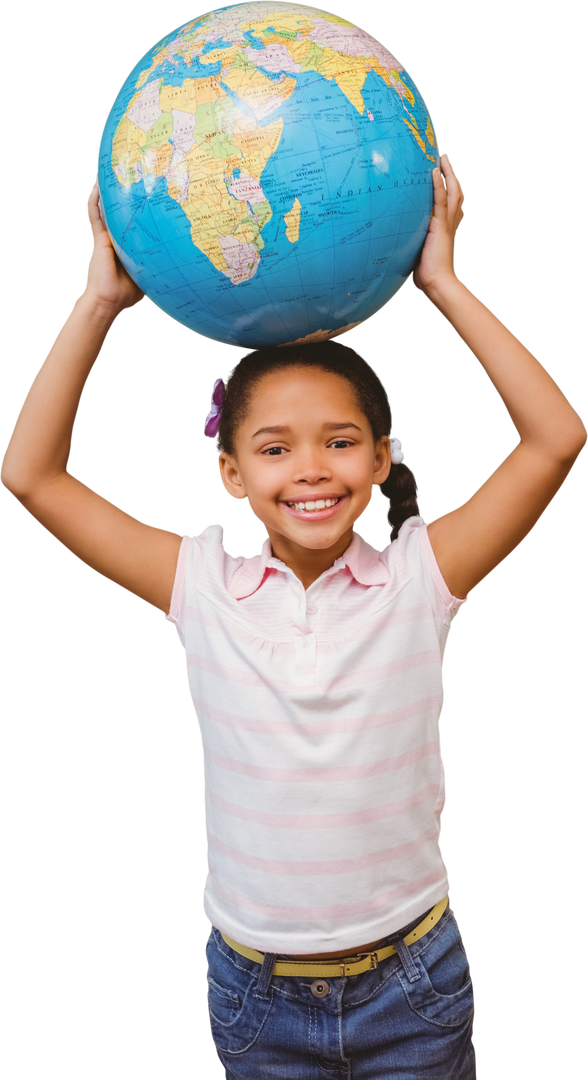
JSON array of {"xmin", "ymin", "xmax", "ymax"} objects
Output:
[{"xmin": 373, "ymin": 453, "xmax": 425, "ymax": 544}]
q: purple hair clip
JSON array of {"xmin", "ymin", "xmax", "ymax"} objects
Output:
[{"xmin": 204, "ymin": 378, "xmax": 225, "ymax": 437}]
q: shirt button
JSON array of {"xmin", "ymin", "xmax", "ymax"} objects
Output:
[
  {"xmin": 307, "ymin": 605, "xmax": 317, "ymax": 615},
  {"xmin": 311, "ymin": 979, "xmax": 331, "ymax": 998},
  {"xmin": 302, "ymin": 639, "xmax": 310, "ymax": 649}
]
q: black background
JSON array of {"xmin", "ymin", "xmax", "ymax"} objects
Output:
[{"xmin": 3, "ymin": 4, "xmax": 583, "ymax": 1075}]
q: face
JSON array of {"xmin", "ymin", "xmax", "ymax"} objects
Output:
[{"xmin": 219, "ymin": 367, "xmax": 391, "ymax": 559}]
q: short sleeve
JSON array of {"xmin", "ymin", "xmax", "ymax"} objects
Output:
[
  {"xmin": 394, "ymin": 517, "xmax": 466, "ymax": 626},
  {"xmin": 165, "ymin": 525, "xmax": 231, "ymax": 643}
]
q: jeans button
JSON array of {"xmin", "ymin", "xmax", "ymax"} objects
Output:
[{"xmin": 310, "ymin": 979, "xmax": 331, "ymax": 998}]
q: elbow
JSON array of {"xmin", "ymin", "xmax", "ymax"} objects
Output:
[
  {"xmin": 549, "ymin": 412, "xmax": 587, "ymax": 466},
  {"xmin": 562, "ymin": 427, "xmax": 583, "ymax": 457}
]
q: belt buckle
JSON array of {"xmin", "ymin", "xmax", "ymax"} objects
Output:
[{"xmin": 339, "ymin": 949, "xmax": 379, "ymax": 978}]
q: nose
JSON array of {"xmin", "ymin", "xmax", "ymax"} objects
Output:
[
  {"xmin": 297, "ymin": 472, "xmax": 330, "ymax": 484},
  {"xmin": 293, "ymin": 452, "xmax": 331, "ymax": 485}
]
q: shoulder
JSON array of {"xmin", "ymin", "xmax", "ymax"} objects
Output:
[
  {"xmin": 166, "ymin": 525, "xmax": 253, "ymax": 623},
  {"xmin": 192, "ymin": 528, "xmax": 273, "ymax": 601},
  {"xmin": 382, "ymin": 522, "xmax": 471, "ymax": 617}
]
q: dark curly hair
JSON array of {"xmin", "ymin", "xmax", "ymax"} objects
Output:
[{"xmin": 217, "ymin": 340, "xmax": 419, "ymax": 542}]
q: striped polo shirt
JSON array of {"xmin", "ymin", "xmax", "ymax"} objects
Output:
[{"xmin": 167, "ymin": 516, "xmax": 465, "ymax": 955}]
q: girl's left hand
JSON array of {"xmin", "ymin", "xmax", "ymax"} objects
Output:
[{"xmin": 413, "ymin": 154, "xmax": 464, "ymax": 295}]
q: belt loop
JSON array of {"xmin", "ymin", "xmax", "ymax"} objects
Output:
[
  {"xmin": 255, "ymin": 952, "xmax": 277, "ymax": 998},
  {"xmin": 394, "ymin": 936, "xmax": 421, "ymax": 983}
]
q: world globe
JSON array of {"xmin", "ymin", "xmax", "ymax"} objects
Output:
[{"xmin": 98, "ymin": 2, "xmax": 438, "ymax": 348}]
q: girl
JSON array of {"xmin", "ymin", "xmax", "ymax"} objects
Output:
[{"xmin": 2, "ymin": 157, "xmax": 584, "ymax": 1078}]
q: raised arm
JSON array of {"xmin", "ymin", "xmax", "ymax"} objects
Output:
[
  {"xmin": 1, "ymin": 185, "xmax": 182, "ymax": 613},
  {"xmin": 410, "ymin": 154, "xmax": 583, "ymax": 600}
]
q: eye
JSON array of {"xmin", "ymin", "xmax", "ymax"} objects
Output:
[
  {"xmin": 262, "ymin": 446, "xmax": 288, "ymax": 456},
  {"xmin": 261, "ymin": 440, "xmax": 354, "ymax": 453},
  {"xmin": 329, "ymin": 440, "xmax": 354, "ymax": 449}
]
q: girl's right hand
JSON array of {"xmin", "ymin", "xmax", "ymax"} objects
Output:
[{"xmin": 85, "ymin": 183, "xmax": 144, "ymax": 313}]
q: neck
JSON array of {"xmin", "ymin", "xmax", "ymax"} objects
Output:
[{"xmin": 266, "ymin": 527, "xmax": 354, "ymax": 590}]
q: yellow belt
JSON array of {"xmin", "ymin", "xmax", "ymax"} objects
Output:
[{"xmin": 221, "ymin": 895, "xmax": 448, "ymax": 979}]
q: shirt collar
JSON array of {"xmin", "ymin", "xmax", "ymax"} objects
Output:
[{"xmin": 228, "ymin": 532, "xmax": 389, "ymax": 599}]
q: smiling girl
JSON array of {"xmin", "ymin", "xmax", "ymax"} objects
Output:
[{"xmin": 2, "ymin": 157, "xmax": 585, "ymax": 1078}]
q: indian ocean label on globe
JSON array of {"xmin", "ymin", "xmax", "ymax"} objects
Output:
[{"xmin": 98, "ymin": 2, "xmax": 439, "ymax": 347}]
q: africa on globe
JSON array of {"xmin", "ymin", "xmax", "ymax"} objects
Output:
[{"xmin": 98, "ymin": 2, "xmax": 439, "ymax": 348}]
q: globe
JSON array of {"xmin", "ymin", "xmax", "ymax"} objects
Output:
[{"xmin": 98, "ymin": 2, "xmax": 438, "ymax": 348}]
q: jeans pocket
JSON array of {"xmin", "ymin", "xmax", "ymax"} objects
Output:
[
  {"xmin": 206, "ymin": 930, "xmax": 274, "ymax": 1055},
  {"xmin": 397, "ymin": 911, "xmax": 474, "ymax": 1029},
  {"xmin": 208, "ymin": 976, "xmax": 241, "ymax": 1024}
]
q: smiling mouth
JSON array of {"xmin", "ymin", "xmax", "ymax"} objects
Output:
[
  {"xmin": 281, "ymin": 494, "xmax": 350, "ymax": 520},
  {"xmin": 283, "ymin": 496, "xmax": 339, "ymax": 509}
]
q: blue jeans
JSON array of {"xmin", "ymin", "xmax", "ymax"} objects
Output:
[{"xmin": 206, "ymin": 903, "xmax": 475, "ymax": 1078}]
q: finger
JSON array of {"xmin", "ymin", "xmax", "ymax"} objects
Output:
[
  {"xmin": 84, "ymin": 180, "xmax": 103, "ymax": 231},
  {"xmin": 439, "ymin": 153, "xmax": 456, "ymax": 178},
  {"xmin": 443, "ymin": 156, "xmax": 466, "ymax": 208},
  {"xmin": 443, "ymin": 153, "xmax": 466, "ymax": 199},
  {"xmin": 434, "ymin": 160, "xmax": 447, "ymax": 201},
  {"xmin": 88, "ymin": 181, "xmax": 100, "ymax": 210}
]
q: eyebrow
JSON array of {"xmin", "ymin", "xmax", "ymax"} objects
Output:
[{"xmin": 251, "ymin": 422, "xmax": 362, "ymax": 438}]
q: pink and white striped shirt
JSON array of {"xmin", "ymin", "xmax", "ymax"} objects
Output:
[{"xmin": 167, "ymin": 516, "xmax": 465, "ymax": 954}]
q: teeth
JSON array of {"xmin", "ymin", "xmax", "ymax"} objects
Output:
[{"xmin": 288, "ymin": 498, "xmax": 340, "ymax": 511}]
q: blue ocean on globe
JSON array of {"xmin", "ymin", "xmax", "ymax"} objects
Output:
[{"xmin": 98, "ymin": 2, "xmax": 439, "ymax": 348}]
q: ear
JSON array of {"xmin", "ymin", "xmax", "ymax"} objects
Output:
[
  {"xmin": 217, "ymin": 451, "xmax": 246, "ymax": 501},
  {"xmin": 373, "ymin": 436, "xmax": 391, "ymax": 485}
]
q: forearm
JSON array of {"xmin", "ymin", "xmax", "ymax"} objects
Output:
[
  {"xmin": 2, "ymin": 294, "xmax": 119, "ymax": 496},
  {"xmin": 425, "ymin": 276, "xmax": 586, "ymax": 458}
]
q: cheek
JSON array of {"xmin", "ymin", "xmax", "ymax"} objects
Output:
[
  {"xmin": 345, "ymin": 454, "xmax": 377, "ymax": 492},
  {"xmin": 246, "ymin": 461, "xmax": 290, "ymax": 501}
]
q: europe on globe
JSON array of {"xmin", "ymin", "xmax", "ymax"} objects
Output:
[{"xmin": 98, "ymin": 2, "xmax": 439, "ymax": 348}]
